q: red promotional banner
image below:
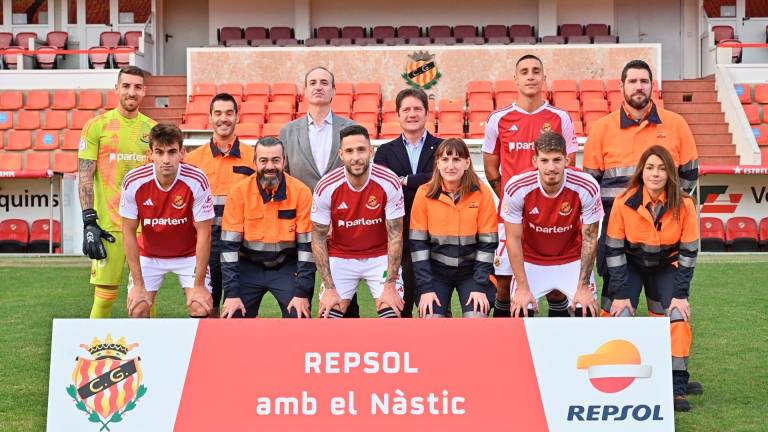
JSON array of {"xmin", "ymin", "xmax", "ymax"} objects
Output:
[{"xmin": 175, "ymin": 319, "xmax": 548, "ymax": 430}]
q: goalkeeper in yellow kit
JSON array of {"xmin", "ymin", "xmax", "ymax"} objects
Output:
[{"xmin": 78, "ymin": 66, "xmax": 156, "ymax": 318}]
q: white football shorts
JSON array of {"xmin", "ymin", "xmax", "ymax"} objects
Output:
[
  {"xmin": 510, "ymin": 260, "xmax": 597, "ymax": 308},
  {"xmin": 129, "ymin": 256, "xmax": 212, "ymax": 293},
  {"xmin": 323, "ymin": 255, "xmax": 405, "ymax": 300}
]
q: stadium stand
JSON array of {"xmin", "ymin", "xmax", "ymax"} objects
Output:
[
  {"xmin": 27, "ymin": 219, "xmax": 61, "ymax": 253},
  {"xmin": 726, "ymin": 217, "xmax": 760, "ymax": 252}
]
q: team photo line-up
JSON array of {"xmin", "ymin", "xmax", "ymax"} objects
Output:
[{"xmin": 77, "ymin": 55, "xmax": 701, "ymax": 410}]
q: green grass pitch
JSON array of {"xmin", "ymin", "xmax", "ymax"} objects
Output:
[{"xmin": 0, "ymin": 254, "xmax": 765, "ymax": 431}]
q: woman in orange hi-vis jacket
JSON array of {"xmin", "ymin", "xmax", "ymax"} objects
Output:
[
  {"xmin": 409, "ymin": 138, "xmax": 498, "ymax": 318},
  {"xmin": 603, "ymin": 145, "xmax": 698, "ymax": 412}
]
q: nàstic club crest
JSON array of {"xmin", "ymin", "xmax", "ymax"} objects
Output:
[
  {"xmin": 402, "ymin": 51, "xmax": 441, "ymax": 90},
  {"xmin": 66, "ymin": 334, "xmax": 147, "ymax": 431}
]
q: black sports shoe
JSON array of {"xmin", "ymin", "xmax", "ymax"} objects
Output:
[
  {"xmin": 687, "ymin": 381, "xmax": 704, "ymax": 395},
  {"xmin": 674, "ymin": 395, "xmax": 692, "ymax": 412}
]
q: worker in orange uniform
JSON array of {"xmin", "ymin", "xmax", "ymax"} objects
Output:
[
  {"xmin": 218, "ymin": 136, "xmax": 314, "ymax": 318},
  {"xmin": 603, "ymin": 145, "xmax": 698, "ymax": 412},
  {"xmin": 184, "ymin": 93, "xmax": 257, "ymax": 317},
  {"xmin": 409, "ymin": 138, "xmax": 498, "ymax": 317}
]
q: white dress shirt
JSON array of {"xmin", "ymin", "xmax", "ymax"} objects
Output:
[{"xmin": 307, "ymin": 111, "xmax": 334, "ymax": 174}]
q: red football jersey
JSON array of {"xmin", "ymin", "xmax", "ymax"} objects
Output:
[
  {"xmin": 482, "ymin": 102, "xmax": 578, "ymax": 192},
  {"xmin": 312, "ymin": 164, "xmax": 405, "ymax": 259},
  {"xmin": 500, "ymin": 167, "xmax": 603, "ymax": 265},
  {"xmin": 119, "ymin": 163, "xmax": 214, "ymax": 258}
]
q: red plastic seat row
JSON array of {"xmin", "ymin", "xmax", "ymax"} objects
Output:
[
  {"xmin": 0, "ymin": 150, "xmax": 78, "ymax": 172},
  {"xmin": 0, "ymin": 129, "xmax": 84, "ymax": 151},
  {"xmin": 700, "ymin": 216, "xmax": 768, "ymax": 252},
  {"xmin": 735, "ymin": 83, "xmax": 768, "ymax": 104},
  {"xmin": 0, "ymin": 218, "xmax": 61, "ymax": 253},
  {"xmin": 0, "ymin": 90, "xmax": 110, "ymax": 110}
]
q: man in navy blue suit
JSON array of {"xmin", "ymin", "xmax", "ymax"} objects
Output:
[{"xmin": 374, "ymin": 87, "xmax": 441, "ymax": 318}]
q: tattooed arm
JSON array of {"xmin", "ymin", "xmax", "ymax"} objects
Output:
[
  {"xmin": 384, "ymin": 217, "xmax": 403, "ymax": 283},
  {"xmin": 311, "ymin": 222, "xmax": 335, "ymax": 291},
  {"xmin": 572, "ymin": 221, "xmax": 600, "ymax": 316},
  {"xmin": 78, "ymin": 159, "xmax": 96, "ymax": 210}
]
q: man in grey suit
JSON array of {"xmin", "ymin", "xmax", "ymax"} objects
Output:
[
  {"xmin": 280, "ymin": 66, "xmax": 360, "ymax": 317},
  {"xmin": 280, "ymin": 66, "xmax": 356, "ymax": 191}
]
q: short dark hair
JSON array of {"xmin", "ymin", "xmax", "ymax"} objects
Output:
[
  {"xmin": 255, "ymin": 136, "xmax": 284, "ymax": 156},
  {"xmin": 621, "ymin": 59, "xmax": 653, "ymax": 84},
  {"xmin": 209, "ymin": 93, "xmax": 239, "ymax": 114},
  {"xmin": 534, "ymin": 131, "xmax": 566, "ymax": 155},
  {"xmin": 304, "ymin": 66, "xmax": 335, "ymax": 88},
  {"xmin": 339, "ymin": 124, "xmax": 369, "ymax": 143},
  {"xmin": 515, "ymin": 54, "xmax": 543, "ymax": 69},
  {"xmin": 149, "ymin": 123, "xmax": 183, "ymax": 150},
  {"xmin": 117, "ymin": 66, "xmax": 146, "ymax": 83},
  {"xmin": 395, "ymin": 88, "xmax": 429, "ymax": 112}
]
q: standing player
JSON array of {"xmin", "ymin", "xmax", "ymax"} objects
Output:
[
  {"xmin": 501, "ymin": 132, "xmax": 603, "ymax": 317},
  {"xmin": 78, "ymin": 66, "xmax": 156, "ymax": 318},
  {"xmin": 312, "ymin": 125, "xmax": 406, "ymax": 318},
  {"xmin": 483, "ymin": 54, "xmax": 578, "ymax": 317},
  {"xmin": 185, "ymin": 93, "xmax": 257, "ymax": 318},
  {"xmin": 119, "ymin": 124, "xmax": 214, "ymax": 318}
]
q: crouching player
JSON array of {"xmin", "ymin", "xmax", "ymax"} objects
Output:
[
  {"xmin": 312, "ymin": 125, "xmax": 406, "ymax": 318},
  {"xmin": 409, "ymin": 138, "xmax": 498, "ymax": 318},
  {"xmin": 502, "ymin": 131, "xmax": 604, "ymax": 317},
  {"xmin": 120, "ymin": 124, "xmax": 215, "ymax": 318}
]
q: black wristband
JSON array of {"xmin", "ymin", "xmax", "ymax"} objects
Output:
[{"xmin": 82, "ymin": 208, "xmax": 98, "ymax": 225}]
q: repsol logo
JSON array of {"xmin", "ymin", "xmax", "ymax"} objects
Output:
[
  {"xmin": 528, "ymin": 221, "xmax": 572, "ymax": 234},
  {"xmin": 109, "ymin": 153, "xmax": 147, "ymax": 163},
  {"xmin": 567, "ymin": 404, "xmax": 664, "ymax": 422},
  {"xmin": 143, "ymin": 217, "xmax": 188, "ymax": 227},
  {"xmin": 508, "ymin": 141, "xmax": 535, "ymax": 151},
  {"xmin": 0, "ymin": 190, "xmax": 60, "ymax": 212},
  {"xmin": 337, "ymin": 217, "xmax": 383, "ymax": 228}
]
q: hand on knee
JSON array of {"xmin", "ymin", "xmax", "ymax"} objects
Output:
[
  {"xmin": 129, "ymin": 301, "xmax": 151, "ymax": 318},
  {"xmin": 187, "ymin": 301, "xmax": 210, "ymax": 318}
]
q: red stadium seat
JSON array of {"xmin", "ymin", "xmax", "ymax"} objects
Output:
[
  {"xmin": 734, "ymin": 84, "xmax": 751, "ymax": 104},
  {"xmin": 573, "ymin": 120, "xmax": 585, "ymax": 137},
  {"xmin": 105, "ymin": 92, "xmax": 118, "ymax": 109},
  {"xmin": 754, "ymin": 84, "xmax": 768, "ymax": 104},
  {"xmin": 0, "ymin": 111, "xmax": 11, "ymax": 129},
  {"xmin": 244, "ymin": 82, "xmax": 270, "ymax": 105},
  {"xmin": 28, "ymin": 219, "xmax": 61, "ymax": 253},
  {"xmin": 454, "ymin": 25, "xmax": 477, "ymax": 40},
  {"xmin": 580, "ymin": 80, "xmax": 606, "ymax": 100},
  {"xmin": 753, "ymin": 125, "xmax": 768, "ymax": 145},
  {"xmin": 726, "ymin": 217, "xmax": 759, "ymax": 251},
  {"xmin": 70, "ymin": 110, "xmax": 95, "ymax": 129},
  {"xmin": 541, "ymin": 35, "xmax": 565, "ymax": 44},
  {"xmin": 261, "ymin": 122, "xmax": 284, "ymax": 137},
  {"xmin": 26, "ymin": 151, "xmax": 51, "ymax": 170},
  {"xmin": 0, "ymin": 219, "xmax": 29, "ymax": 252},
  {"xmin": 35, "ymin": 130, "xmax": 60, "ymax": 150},
  {"xmin": 484, "ymin": 25, "xmax": 508, "ymax": 38},
  {"xmin": 466, "ymin": 80, "xmax": 494, "ymax": 104},
  {"xmin": 17, "ymin": 111, "xmax": 40, "ymax": 130},
  {"xmin": 608, "ymin": 93, "xmax": 624, "ymax": 112},
  {"xmin": 26, "ymin": 91, "xmax": 50, "ymax": 110},
  {"xmin": 248, "ymin": 38, "xmax": 273, "ymax": 47},
  {"xmin": 397, "ymin": 26, "xmax": 421, "ymax": 39},
  {"xmin": 428, "ymin": 25, "xmax": 451, "ymax": 38},
  {"xmin": 585, "ymin": 24, "xmax": 610, "ymax": 37},
  {"xmin": 124, "ymin": 31, "xmax": 142, "ymax": 48},
  {"xmin": 467, "ymin": 99, "xmax": 494, "ymax": 123},
  {"xmin": 3, "ymin": 46, "xmax": 24, "ymax": 69},
  {"xmin": 218, "ymin": 83, "xmax": 244, "ymax": 100},
  {"xmin": 335, "ymin": 82, "xmax": 354, "ymax": 98},
  {"xmin": 316, "ymin": 27, "xmax": 340, "ymax": 40},
  {"xmin": 437, "ymin": 99, "xmax": 465, "ymax": 124},
  {"xmin": 62, "ymin": 130, "xmax": 82, "ymax": 150},
  {"xmin": 270, "ymin": 27, "xmax": 293, "ymax": 41},
  {"xmin": 15, "ymin": 32, "xmax": 37, "ymax": 48},
  {"xmin": 559, "ymin": 24, "xmax": 584, "ymax": 37},
  {"xmin": 45, "ymin": 31, "xmax": 67, "ymax": 51},
  {"xmin": 42, "ymin": 110, "xmax": 67, "ymax": 130},
  {"xmin": 271, "ymin": 82, "xmax": 297, "ymax": 106},
  {"xmin": 0, "ymin": 152, "xmax": 22, "ymax": 170},
  {"xmin": 743, "ymin": 104, "xmax": 761, "ymax": 125},
  {"xmin": 304, "ymin": 38, "xmax": 328, "ymax": 47},
  {"xmin": 358, "ymin": 121, "xmax": 377, "ymax": 139},
  {"xmin": 180, "ymin": 120, "xmax": 207, "ymax": 131},
  {"xmin": 582, "ymin": 99, "xmax": 610, "ymax": 125},
  {"xmin": 381, "ymin": 100, "xmax": 398, "ymax": 123},
  {"xmin": 438, "ymin": 122, "xmax": 464, "ymax": 138},
  {"xmin": 460, "ymin": 36, "xmax": 486, "ymax": 45},
  {"xmin": 354, "ymin": 82, "xmax": 381, "ymax": 106},
  {"xmin": 759, "ymin": 217, "xmax": 768, "ymax": 250},
  {"xmin": 509, "ymin": 25, "xmax": 534, "ymax": 38},
  {"xmin": 35, "ymin": 46, "xmax": 59, "ymax": 69},
  {"xmin": 467, "ymin": 121, "xmax": 486, "ymax": 138},
  {"xmin": 245, "ymin": 27, "xmax": 268, "ymax": 41},
  {"xmin": 352, "ymin": 100, "xmax": 379, "ymax": 125},
  {"xmin": 191, "ymin": 83, "xmax": 216, "ymax": 103},
  {"xmin": 87, "ymin": 46, "xmax": 109, "ymax": 69},
  {"xmin": 240, "ymin": 101, "xmax": 266, "ymax": 125},
  {"xmin": 51, "ymin": 90, "xmax": 76, "ymax": 110},
  {"xmin": 0, "ymin": 32, "xmax": 12, "ymax": 48},
  {"xmin": 558, "ymin": 99, "xmax": 582, "ymax": 122},
  {"xmin": 551, "ymin": 80, "xmax": 579, "ymax": 106},
  {"xmin": 372, "ymin": 26, "xmax": 396, "ymax": 41},
  {"xmin": 266, "ymin": 101, "xmax": 294, "ymax": 123},
  {"xmin": 218, "ymin": 27, "xmax": 242, "ymax": 45},
  {"xmin": 0, "ymin": 91, "xmax": 23, "ymax": 110},
  {"xmin": 379, "ymin": 122, "xmax": 402, "ymax": 140},
  {"xmin": 77, "ymin": 91, "xmax": 102, "ymax": 110},
  {"xmin": 7, "ymin": 130, "xmax": 32, "ymax": 150},
  {"xmin": 99, "ymin": 31, "xmax": 122, "ymax": 47},
  {"xmin": 700, "ymin": 217, "xmax": 726, "ymax": 251},
  {"xmin": 52, "ymin": 151, "xmax": 78, "ymax": 173},
  {"xmin": 330, "ymin": 98, "xmax": 351, "ymax": 117},
  {"xmin": 235, "ymin": 123, "xmax": 262, "ymax": 139},
  {"xmin": 341, "ymin": 26, "xmax": 365, "ymax": 40},
  {"xmin": 487, "ymin": 36, "xmax": 511, "ymax": 45},
  {"xmin": 711, "ymin": 25, "xmax": 734, "ymax": 44}
]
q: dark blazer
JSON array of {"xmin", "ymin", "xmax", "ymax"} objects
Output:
[
  {"xmin": 374, "ymin": 131, "xmax": 441, "ymax": 232},
  {"xmin": 280, "ymin": 113, "xmax": 357, "ymax": 191}
]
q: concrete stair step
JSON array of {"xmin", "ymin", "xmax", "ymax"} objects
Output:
[
  {"xmin": 696, "ymin": 144, "xmax": 736, "ymax": 156},
  {"xmin": 694, "ymin": 134, "xmax": 734, "ymax": 145},
  {"xmin": 142, "ymin": 107, "xmax": 184, "ymax": 120},
  {"xmin": 663, "ymin": 80, "xmax": 715, "ymax": 92},
  {"xmin": 662, "ymin": 91, "xmax": 718, "ymax": 103},
  {"xmin": 699, "ymin": 155, "xmax": 740, "ymax": 165},
  {"xmin": 665, "ymin": 102, "xmax": 722, "ymax": 113},
  {"xmin": 144, "ymin": 75, "xmax": 186, "ymax": 85},
  {"xmin": 690, "ymin": 123, "xmax": 730, "ymax": 134},
  {"xmin": 145, "ymin": 84, "xmax": 187, "ymax": 96},
  {"xmin": 679, "ymin": 112, "xmax": 725, "ymax": 124}
]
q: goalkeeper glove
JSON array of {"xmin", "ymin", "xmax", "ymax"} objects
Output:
[{"xmin": 82, "ymin": 209, "xmax": 116, "ymax": 260}]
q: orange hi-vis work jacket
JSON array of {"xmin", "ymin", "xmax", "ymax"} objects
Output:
[
  {"xmin": 220, "ymin": 173, "xmax": 314, "ymax": 298},
  {"xmin": 605, "ymin": 186, "xmax": 699, "ymax": 299},
  {"xmin": 409, "ymin": 182, "xmax": 498, "ymax": 295}
]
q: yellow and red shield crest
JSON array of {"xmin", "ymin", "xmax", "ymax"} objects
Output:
[{"xmin": 402, "ymin": 51, "xmax": 441, "ymax": 90}]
